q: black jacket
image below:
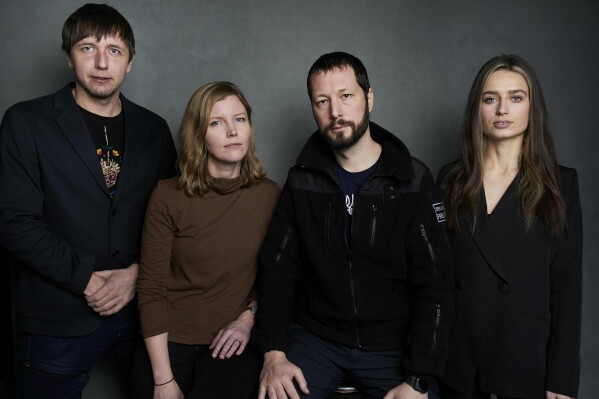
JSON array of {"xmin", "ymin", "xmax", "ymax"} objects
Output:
[
  {"xmin": 0, "ymin": 84, "xmax": 177, "ymax": 337},
  {"xmin": 437, "ymin": 163, "xmax": 582, "ymax": 398},
  {"xmin": 253, "ymin": 122, "xmax": 453, "ymax": 377}
]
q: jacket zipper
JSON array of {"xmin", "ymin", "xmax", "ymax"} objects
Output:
[
  {"xmin": 431, "ymin": 304, "xmax": 441, "ymax": 352},
  {"xmin": 347, "ymin": 252, "xmax": 362, "ymax": 348},
  {"xmin": 275, "ymin": 226, "xmax": 292, "ymax": 262},
  {"xmin": 419, "ymin": 224, "xmax": 437, "ymax": 276},
  {"xmin": 324, "ymin": 202, "xmax": 331, "ymax": 253},
  {"xmin": 346, "ymin": 203, "xmax": 362, "ymax": 348},
  {"xmin": 370, "ymin": 204, "xmax": 377, "ymax": 254}
]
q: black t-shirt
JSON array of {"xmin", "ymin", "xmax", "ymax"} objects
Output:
[
  {"xmin": 79, "ymin": 106, "xmax": 125, "ymax": 199},
  {"xmin": 334, "ymin": 157, "xmax": 380, "ymax": 246}
]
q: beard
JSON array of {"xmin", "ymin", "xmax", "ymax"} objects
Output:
[
  {"xmin": 75, "ymin": 76, "xmax": 119, "ymax": 101},
  {"xmin": 321, "ymin": 106, "xmax": 370, "ymax": 150}
]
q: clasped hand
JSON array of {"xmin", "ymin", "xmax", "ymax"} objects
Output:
[{"xmin": 84, "ymin": 263, "xmax": 138, "ymax": 316}]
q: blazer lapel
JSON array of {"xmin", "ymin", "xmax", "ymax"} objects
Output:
[
  {"xmin": 111, "ymin": 95, "xmax": 141, "ymax": 203},
  {"xmin": 466, "ymin": 191, "xmax": 509, "ymax": 282},
  {"xmin": 53, "ymin": 85, "xmax": 111, "ymax": 196}
]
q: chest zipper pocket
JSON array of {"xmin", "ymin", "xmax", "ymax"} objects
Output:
[
  {"xmin": 420, "ymin": 224, "xmax": 437, "ymax": 277},
  {"xmin": 370, "ymin": 204, "xmax": 377, "ymax": 254},
  {"xmin": 324, "ymin": 202, "xmax": 331, "ymax": 253},
  {"xmin": 275, "ymin": 226, "xmax": 292, "ymax": 262},
  {"xmin": 431, "ymin": 304, "xmax": 441, "ymax": 352}
]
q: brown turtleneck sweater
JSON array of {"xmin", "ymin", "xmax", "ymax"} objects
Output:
[{"xmin": 137, "ymin": 176, "xmax": 280, "ymax": 344}]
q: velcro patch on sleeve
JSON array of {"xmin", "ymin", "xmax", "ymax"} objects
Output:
[{"xmin": 432, "ymin": 202, "xmax": 446, "ymax": 223}]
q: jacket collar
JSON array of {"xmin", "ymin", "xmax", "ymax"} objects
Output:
[
  {"xmin": 463, "ymin": 179, "xmax": 521, "ymax": 282},
  {"xmin": 53, "ymin": 83, "xmax": 141, "ymax": 202},
  {"xmin": 464, "ymin": 206, "xmax": 508, "ymax": 282},
  {"xmin": 54, "ymin": 84, "xmax": 109, "ymax": 196},
  {"xmin": 296, "ymin": 121, "xmax": 415, "ymax": 181},
  {"xmin": 113, "ymin": 92, "xmax": 143, "ymax": 203}
]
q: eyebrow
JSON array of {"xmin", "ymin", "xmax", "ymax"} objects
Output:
[
  {"xmin": 482, "ymin": 89, "xmax": 528, "ymax": 96},
  {"xmin": 104, "ymin": 41, "xmax": 125, "ymax": 49},
  {"xmin": 209, "ymin": 112, "xmax": 248, "ymax": 119},
  {"xmin": 76, "ymin": 39, "xmax": 125, "ymax": 50},
  {"xmin": 76, "ymin": 39, "xmax": 97, "ymax": 46},
  {"xmin": 313, "ymin": 87, "xmax": 353, "ymax": 99}
]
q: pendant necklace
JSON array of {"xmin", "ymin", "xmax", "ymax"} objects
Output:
[{"xmin": 100, "ymin": 125, "xmax": 120, "ymax": 189}]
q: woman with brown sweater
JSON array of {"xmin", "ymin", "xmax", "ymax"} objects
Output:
[{"xmin": 132, "ymin": 82, "xmax": 280, "ymax": 398}]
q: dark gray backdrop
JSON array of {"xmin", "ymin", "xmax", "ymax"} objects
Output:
[{"xmin": 1, "ymin": 1, "xmax": 597, "ymax": 398}]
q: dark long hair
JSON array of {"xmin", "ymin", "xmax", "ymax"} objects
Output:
[{"xmin": 441, "ymin": 55, "xmax": 565, "ymax": 236}]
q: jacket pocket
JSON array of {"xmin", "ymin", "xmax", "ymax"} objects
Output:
[
  {"xmin": 431, "ymin": 303, "xmax": 441, "ymax": 352},
  {"xmin": 275, "ymin": 226, "xmax": 292, "ymax": 262},
  {"xmin": 419, "ymin": 224, "xmax": 437, "ymax": 276},
  {"xmin": 370, "ymin": 204, "xmax": 378, "ymax": 254},
  {"xmin": 324, "ymin": 202, "xmax": 331, "ymax": 253}
]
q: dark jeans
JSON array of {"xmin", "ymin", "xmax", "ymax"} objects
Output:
[
  {"xmin": 288, "ymin": 324, "xmax": 440, "ymax": 399},
  {"xmin": 18, "ymin": 309, "xmax": 137, "ymax": 399},
  {"xmin": 131, "ymin": 338, "xmax": 260, "ymax": 399}
]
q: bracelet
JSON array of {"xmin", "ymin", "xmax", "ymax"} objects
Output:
[{"xmin": 154, "ymin": 377, "xmax": 175, "ymax": 386}]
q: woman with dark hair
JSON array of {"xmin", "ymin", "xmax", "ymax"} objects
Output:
[
  {"xmin": 132, "ymin": 82, "xmax": 280, "ymax": 398},
  {"xmin": 437, "ymin": 55, "xmax": 582, "ymax": 399}
]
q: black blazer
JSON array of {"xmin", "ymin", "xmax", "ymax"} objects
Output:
[
  {"xmin": 437, "ymin": 163, "xmax": 582, "ymax": 398},
  {"xmin": 0, "ymin": 84, "xmax": 177, "ymax": 337}
]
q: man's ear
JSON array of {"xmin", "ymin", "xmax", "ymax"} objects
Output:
[
  {"xmin": 64, "ymin": 50, "xmax": 74, "ymax": 69},
  {"xmin": 367, "ymin": 88, "xmax": 374, "ymax": 113},
  {"xmin": 126, "ymin": 55, "xmax": 134, "ymax": 74}
]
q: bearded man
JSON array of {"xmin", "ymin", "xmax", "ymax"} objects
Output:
[{"xmin": 252, "ymin": 51, "xmax": 454, "ymax": 399}]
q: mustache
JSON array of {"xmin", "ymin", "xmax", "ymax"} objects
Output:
[{"xmin": 328, "ymin": 119, "xmax": 356, "ymax": 130}]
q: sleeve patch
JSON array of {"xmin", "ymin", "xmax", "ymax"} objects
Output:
[{"xmin": 432, "ymin": 202, "xmax": 446, "ymax": 223}]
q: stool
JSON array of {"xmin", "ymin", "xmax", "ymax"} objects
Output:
[
  {"xmin": 334, "ymin": 385, "xmax": 359, "ymax": 394},
  {"xmin": 330, "ymin": 376, "xmax": 361, "ymax": 398}
]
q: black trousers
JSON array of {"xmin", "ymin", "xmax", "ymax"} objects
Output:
[
  {"xmin": 439, "ymin": 374, "xmax": 543, "ymax": 399},
  {"xmin": 287, "ymin": 324, "xmax": 441, "ymax": 399},
  {"xmin": 131, "ymin": 338, "xmax": 260, "ymax": 399}
]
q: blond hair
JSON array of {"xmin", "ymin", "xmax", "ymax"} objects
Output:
[{"xmin": 177, "ymin": 82, "xmax": 265, "ymax": 196}]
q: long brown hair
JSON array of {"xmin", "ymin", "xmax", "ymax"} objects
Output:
[
  {"xmin": 441, "ymin": 55, "xmax": 565, "ymax": 236},
  {"xmin": 177, "ymin": 82, "xmax": 265, "ymax": 197}
]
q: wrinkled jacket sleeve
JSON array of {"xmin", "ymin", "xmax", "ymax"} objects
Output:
[
  {"xmin": 0, "ymin": 106, "xmax": 94, "ymax": 295},
  {"xmin": 252, "ymin": 180, "xmax": 302, "ymax": 353},
  {"xmin": 545, "ymin": 169, "xmax": 582, "ymax": 397},
  {"xmin": 403, "ymin": 164, "xmax": 454, "ymax": 378}
]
